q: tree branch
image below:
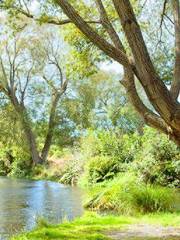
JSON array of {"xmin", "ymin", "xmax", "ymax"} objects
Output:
[
  {"xmin": 0, "ymin": 57, "xmax": 10, "ymax": 94},
  {"xmin": 112, "ymin": 0, "xmax": 179, "ymax": 127},
  {"xmin": 121, "ymin": 69, "xmax": 170, "ymax": 137},
  {"xmin": 170, "ymin": 0, "xmax": 180, "ymax": 100},
  {"xmin": 55, "ymin": 0, "xmax": 130, "ymax": 67},
  {"xmin": 95, "ymin": 0, "xmax": 124, "ymax": 50},
  {"xmin": 41, "ymin": 75, "xmax": 68, "ymax": 162},
  {"xmin": 20, "ymin": 64, "xmax": 33, "ymax": 103},
  {"xmin": 4, "ymin": 5, "xmax": 101, "ymax": 26}
]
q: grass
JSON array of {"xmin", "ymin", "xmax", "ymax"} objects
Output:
[
  {"xmin": 138, "ymin": 212, "xmax": 180, "ymax": 226},
  {"xmin": 12, "ymin": 211, "xmax": 180, "ymax": 240},
  {"xmin": 84, "ymin": 174, "xmax": 178, "ymax": 214}
]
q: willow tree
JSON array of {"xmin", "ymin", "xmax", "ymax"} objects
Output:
[{"xmin": 1, "ymin": 0, "xmax": 180, "ymax": 145}]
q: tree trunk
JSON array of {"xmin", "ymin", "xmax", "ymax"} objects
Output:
[
  {"xmin": 11, "ymin": 97, "xmax": 42, "ymax": 165},
  {"xmin": 41, "ymin": 94, "xmax": 60, "ymax": 162},
  {"xmin": 22, "ymin": 119, "xmax": 43, "ymax": 165}
]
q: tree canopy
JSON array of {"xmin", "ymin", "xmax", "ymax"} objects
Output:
[{"xmin": 1, "ymin": 0, "xmax": 180, "ymax": 145}]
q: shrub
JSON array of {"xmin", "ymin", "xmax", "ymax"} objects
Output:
[
  {"xmin": 0, "ymin": 160, "xmax": 9, "ymax": 176},
  {"xmin": 80, "ymin": 130, "xmax": 99, "ymax": 159},
  {"xmin": 83, "ymin": 155, "xmax": 127, "ymax": 185},
  {"xmin": 59, "ymin": 157, "xmax": 84, "ymax": 185},
  {"xmin": 0, "ymin": 154, "xmax": 11, "ymax": 176},
  {"xmin": 8, "ymin": 146, "xmax": 31, "ymax": 178},
  {"xmin": 81, "ymin": 130, "xmax": 140, "ymax": 162},
  {"xmin": 93, "ymin": 131, "xmax": 139, "ymax": 163},
  {"xmin": 48, "ymin": 145, "xmax": 64, "ymax": 158},
  {"xmin": 133, "ymin": 127, "xmax": 180, "ymax": 187},
  {"xmin": 85, "ymin": 174, "xmax": 177, "ymax": 214},
  {"xmin": 0, "ymin": 140, "xmax": 32, "ymax": 178},
  {"xmin": 79, "ymin": 130, "xmax": 140, "ymax": 186}
]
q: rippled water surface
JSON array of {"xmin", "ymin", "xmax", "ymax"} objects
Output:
[{"xmin": 0, "ymin": 177, "xmax": 83, "ymax": 239}]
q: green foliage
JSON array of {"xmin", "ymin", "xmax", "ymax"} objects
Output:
[
  {"xmin": 59, "ymin": 157, "xmax": 83, "ymax": 185},
  {"xmin": 95, "ymin": 131, "xmax": 139, "ymax": 163},
  {"xmin": 133, "ymin": 128, "xmax": 180, "ymax": 187},
  {"xmin": 0, "ymin": 148, "xmax": 11, "ymax": 176},
  {"xmin": 47, "ymin": 145, "xmax": 64, "ymax": 158},
  {"xmin": 0, "ymin": 105, "xmax": 32, "ymax": 177},
  {"xmin": 77, "ymin": 129, "xmax": 179, "ymax": 215},
  {"xmin": 0, "ymin": 145, "xmax": 31, "ymax": 178},
  {"xmin": 85, "ymin": 174, "xmax": 177, "ymax": 214},
  {"xmin": 85, "ymin": 156, "xmax": 122, "ymax": 184},
  {"xmin": 79, "ymin": 130, "xmax": 140, "ymax": 186},
  {"xmin": 8, "ymin": 146, "xmax": 31, "ymax": 178},
  {"xmin": 78, "ymin": 128, "xmax": 179, "ymax": 188},
  {"xmin": 30, "ymin": 164, "xmax": 62, "ymax": 182}
]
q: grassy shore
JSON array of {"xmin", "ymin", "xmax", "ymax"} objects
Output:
[{"xmin": 12, "ymin": 211, "xmax": 180, "ymax": 240}]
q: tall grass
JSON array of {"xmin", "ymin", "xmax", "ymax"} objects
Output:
[{"xmin": 84, "ymin": 173, "xmax": 177, "ymax": 215}]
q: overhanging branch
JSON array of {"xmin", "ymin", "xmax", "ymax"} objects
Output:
[
  {"xmin": 1, "ymin": 3, "xmax": 101, "ymax": 26},
  {"xmin": 170, "ymin": 0, "xmax": 180, "ymax": 100},
  {"xmin": 55, "ymin": 0, "xmax": 130, "ymax": 67}
]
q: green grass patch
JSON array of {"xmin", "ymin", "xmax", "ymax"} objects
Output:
[
  {"xmin": 12, "ymin": 211, "xmax": 180, "ymax": 240},
  {"xmin": 137, "ymin": 212, "xmax": 180, "ymax": 226}
]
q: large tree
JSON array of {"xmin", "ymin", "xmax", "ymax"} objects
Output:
[
  {"xmin": 0, "ymin": 27, "xmax": 68, "ymax": 164},
  {"xmin": 1, "ymin": 0, "xmax": 180, "ymax": 145}
]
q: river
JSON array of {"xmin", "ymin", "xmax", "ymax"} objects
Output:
[{"xmin": 0, "ymin": 177, "xmax": 83, "ymax": 239}]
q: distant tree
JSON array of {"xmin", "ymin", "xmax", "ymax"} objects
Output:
[{"xmin": 62, "ymin": 70, "xmax": 143, "ymax": 132}]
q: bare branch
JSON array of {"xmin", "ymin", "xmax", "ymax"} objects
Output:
[
  {"xmin": 0, "ymin": 56, "xmax": 9, "ymax": 93},
  {"xmin": 20, "ymin": 64, "xmax": 33, "ymax": 103},
  {"xmin": 43, "ymin": 75, "xmax": 57, "ymax": 93},
  {"xmin": 156, "ymin": 0, "xmax": 168, "ymax": 48},
  {"xmin": 95, "ymin": 0, "xmax": 124, "ymax": 50},
  {"xmin": 5, "ymin": 5, "xmax": 101, "ymax": 26},
  {"xmin": 160, "ymin": 0, "xmax": 168, "ymax": 30}
]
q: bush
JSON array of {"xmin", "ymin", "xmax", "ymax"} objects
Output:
[
  {"xmin": 85, "ymin": 174, "xmax": 177, "ymax": 214},
  {"xmin": 48, "ymin": 145, "xmax": 64, "ymax": 158},
  {"xmin": 81, "ymin": 130, "xmax": 140, "ymax": 162},
  {"xmin": 59, "ymin": 157, "xmax": 84, "ymax": 185},
  {"xmin": 0, "ymin": 139, "xmax": 32, "ymax": 178},
  {"xmin": 83, "ymin": 155, "xmax": 127, "ymax": 185},
  {"xmin": 0, "ymin": 160, "xmax": 9, "ymax": 176},
  {"xmin": 9, "ymin": 158, "xmax": 32, "ymax": 178},
  {"xmin": 79, "ymin": 130, "xmax": 140, "ymax": 186},
  {"xmin": 8, "ymin": 146, "xmax": 31, "ymax": 178},
  {"xmin": 133, "ymin": 127, "xmax": 180, "ymax": 187},
  {"xmin": 93, "ymin": 131, "xmax": 139, "ymax": 163}
]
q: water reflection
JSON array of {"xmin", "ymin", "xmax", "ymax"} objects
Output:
[{"xmin": 0, "ymin": 177, "xmax": 83, "ymax": 239}]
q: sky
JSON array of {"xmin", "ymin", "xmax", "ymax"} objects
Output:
[{"xmin": 29, "ymin": 0, "xmax": 40, "ymax": 13}]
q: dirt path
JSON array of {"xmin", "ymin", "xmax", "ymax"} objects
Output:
[{"xmin": 106, "ymin": 224, "xmax": 180, "ymax": 239}]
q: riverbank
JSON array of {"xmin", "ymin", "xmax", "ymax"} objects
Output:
[{"xmin": 12, "ymin": 212, "xmax": 180, "ymax": 240}]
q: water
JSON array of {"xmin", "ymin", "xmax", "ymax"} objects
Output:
[{"xmin": 0, "ymin": 177, "xmax": 83, "ymax": 239}]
